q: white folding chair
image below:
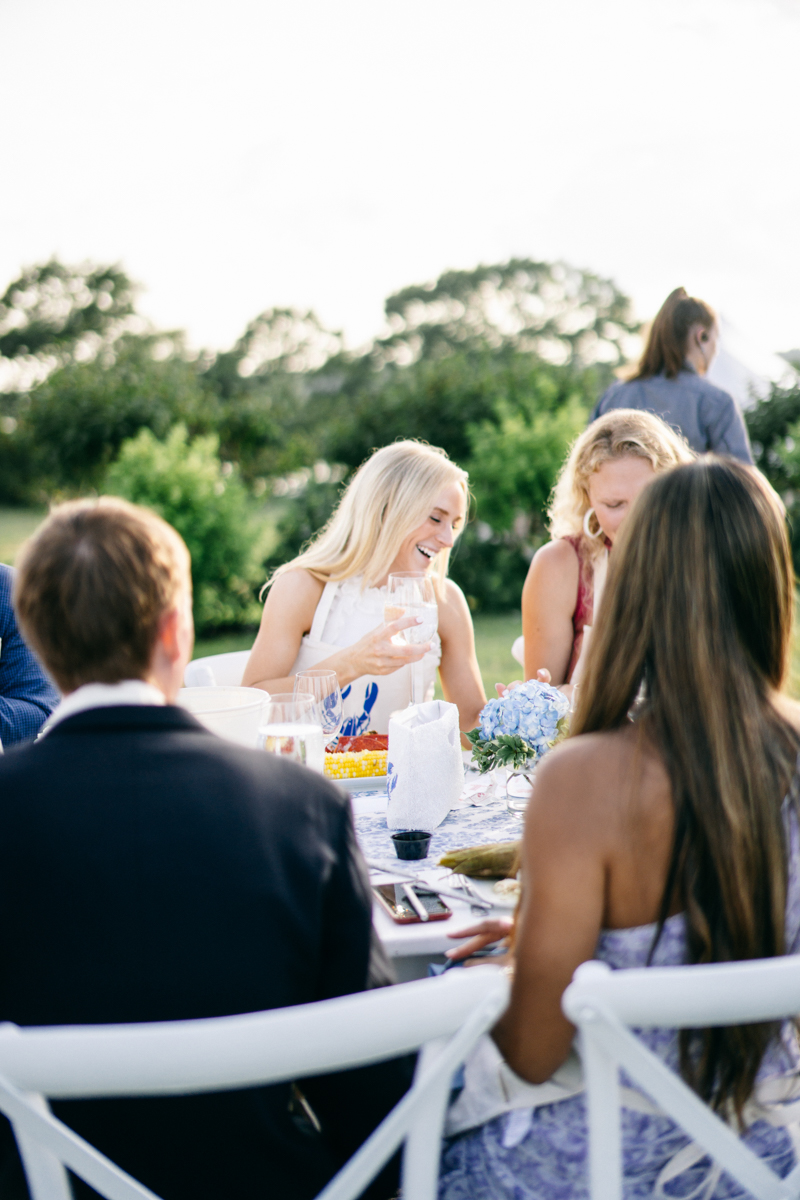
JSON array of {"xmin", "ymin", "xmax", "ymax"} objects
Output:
[
  {"xmin": 0, "ymin": 966, "xmax": 508, "ymax": 1200},
  {"xmin": 183, "ymin": 650, "xmax": 251, "ymax": 687},
  {"xmin": 562, "ymin": 956, "xmax": 800, "ymax": 1200}
]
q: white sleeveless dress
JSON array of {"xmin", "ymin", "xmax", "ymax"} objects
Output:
[{"xmin": 290, "ymin": 576, "xmax": 442, "ymax": 736}]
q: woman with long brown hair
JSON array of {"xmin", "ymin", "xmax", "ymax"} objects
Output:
[
  {"xmin": 439, "ymin": 459, "xmax": 800, "ymax": 1198},
  {"xmin": 591, "ymin": 287, "xmax": 753, "ymax": 462}
]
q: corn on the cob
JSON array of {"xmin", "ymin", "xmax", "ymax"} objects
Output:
[
  {"xmin": 439, "ymin": 841, "xmax": 520, "ymax": 878},
  {"xmin": 323, "ymin": 749, "xmax": 388, "ymax": 780}
]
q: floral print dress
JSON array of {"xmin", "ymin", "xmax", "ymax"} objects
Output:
[{"xmin": 438, "ymin": 811, "xmax": 800, "ymax": 1200}]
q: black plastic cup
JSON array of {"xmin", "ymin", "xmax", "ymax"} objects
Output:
[{"xmin": 391, "ymin": 830, "xmax": 432, "ymax": 860}]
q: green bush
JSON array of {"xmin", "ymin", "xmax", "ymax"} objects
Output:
[
  {"xmin": 261, "ymin": 475, "xmax": 346, "ymax": 581},
  {"xmin": 746, "ymin": 382, "xmax": 800, "ymax": 571},
  {"xmin": 105, "ymin": 425, "xmax": 261, "ymax": 633},
  {"xmin": 447, "ymin": 394, "xmax": 588, "ymax": 611}
]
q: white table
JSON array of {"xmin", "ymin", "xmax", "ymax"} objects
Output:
[{"xmin": 350, "ymin": 777, "xmax": 521, "ymax": 980}]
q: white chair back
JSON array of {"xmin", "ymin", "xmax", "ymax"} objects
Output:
[
  {"xmin": 562, "ymin": 956, "xmax": 800, "ymax": 1200},
  {"xmin": 183, "ymin": 650, "xmax": 251, "ymax": 688},
  {"xmin": 0, "ymin": 966, "xmax": 509, "ymax": 1200}
]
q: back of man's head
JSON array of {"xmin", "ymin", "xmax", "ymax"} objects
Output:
[{"xmin": 14, "ymin": 498, "xmax": 190, "ymax": 694}]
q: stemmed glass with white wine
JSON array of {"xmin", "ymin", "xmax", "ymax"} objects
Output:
[
  {"xmin": 384, "ymin": 572, "xmax": 438, "ymax": 705},
  {"xmin": 293, "ymin": 669, "xmax": 344, "ymax": 749},
  {"xmin": 256, "ymin": 694, "xmax": 325, "ymax": 773}
]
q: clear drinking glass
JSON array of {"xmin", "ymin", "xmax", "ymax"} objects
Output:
[
  {"xmin": 385, "ymin": 572, "xmax": 438, "ymax": 704},
  {"xmin": 257, "ymin": 693, "xmax": 325, "ymax": 772},
  {"xmin": 293, "ymin": 669, "xmax": 344, "ymax": 748}
]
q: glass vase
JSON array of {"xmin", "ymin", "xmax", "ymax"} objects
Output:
[{"xmin": 506, "ymin": 762, "xmax": 537, "ymax": 814}]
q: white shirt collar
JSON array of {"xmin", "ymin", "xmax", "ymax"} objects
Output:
[{"xmin": 38, "ymin": 680, "xmax": 166, "ymax": 738}]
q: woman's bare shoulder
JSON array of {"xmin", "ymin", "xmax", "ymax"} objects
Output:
[
  {"xmin": 527, "ymin": 538, "xmax": 580, "ymax": 580},
  {"xmin": 440, "ymin": 577, "xmax": 470, "ymax": 614},
  {"xmin": 264, "ymin": 569, "xmax": 326, "ymax": 621},
  {"xmin": 523, "ymin": 539, "xmax": 580, "ymax": 602},
  {"xmin": 533, "ymin": 726, "xmax": 665, "ymax": 824},
  {"xmin": 437, "ymin": 578, "xmax": 473, "ymax": 637},
  {"xmin": 533, "ymin": 538, "xmax": 580, "ymax": 567}
]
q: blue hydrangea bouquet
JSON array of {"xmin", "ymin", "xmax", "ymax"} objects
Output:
[{"xmin": 466, "ymin": 680, "xmax": 571, "ymax": 773}]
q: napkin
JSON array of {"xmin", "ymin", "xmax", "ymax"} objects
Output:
[{"xmin": 386, "ymin": 700, "xmax": 464, "ymax": 830}]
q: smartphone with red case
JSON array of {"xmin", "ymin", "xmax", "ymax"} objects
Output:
[{"xmin": 372, "ymin": 883, "xmax": 452, "ymax": 924}]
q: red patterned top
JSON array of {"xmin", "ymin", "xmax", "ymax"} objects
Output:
[{"xmin": 563, "ymin": 534, "xmax": 609, "ymax": 683}]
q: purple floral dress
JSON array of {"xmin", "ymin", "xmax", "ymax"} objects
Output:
[{"xmin": 438, "ymin": 811, "xmax": 800, "ymax": 1199}]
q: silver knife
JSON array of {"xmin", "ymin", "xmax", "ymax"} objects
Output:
[
  {"xmin": 368, "ymin": 860, "xmax": 491, "ymax": 910},
  {"xmin": 400, "ymin": 883, "xmax": 429, "ymax": 922}
]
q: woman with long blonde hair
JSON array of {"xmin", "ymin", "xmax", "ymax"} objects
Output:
[
  {"xmin": 243, "ymin": 441, "xmax": 485, "ymax": 735},
  {"xmin": 440, "ymin": 458, "xmax": 800, "ymax": 1196},
  {"xmin": 516, "ymin": 409, "xmax": 692, "ymax": 689}
]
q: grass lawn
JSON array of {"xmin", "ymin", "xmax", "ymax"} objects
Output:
[{"xmin": 0, "ymin": 507, "xmax": 47, "ymax": 565}]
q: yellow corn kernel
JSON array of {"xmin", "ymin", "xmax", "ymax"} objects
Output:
[{"xmin": 323, "ymin": 750, "xmax": 388, "ymax": 780}]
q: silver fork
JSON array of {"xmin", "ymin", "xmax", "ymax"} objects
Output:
[{"xmin": 452, "ymin": 873, "xmax": 493, "ymax": 914}]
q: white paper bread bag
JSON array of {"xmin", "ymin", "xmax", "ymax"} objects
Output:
[{"xmin": 386, "ymin": 700, "xmax": 464, "ymax": 830}]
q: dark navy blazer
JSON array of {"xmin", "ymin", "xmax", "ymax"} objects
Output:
[
  {"xmin": 0, "ymin": 705, "xmax": 407, "ymax": 1199},
  {"xmin": 0, "ymin": 563, "xmax": 59, "ymax": 746}
]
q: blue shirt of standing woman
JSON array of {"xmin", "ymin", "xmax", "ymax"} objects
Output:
[{"xmin": 590, "ymin": 287, "xmax": 753, "ymax": 463}]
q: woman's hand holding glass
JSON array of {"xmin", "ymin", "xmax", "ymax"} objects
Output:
[{"xmin": 341, "ymin": 614, "xmax": 431, "ymax": 681}]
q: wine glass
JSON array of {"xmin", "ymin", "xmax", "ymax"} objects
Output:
[
  {"xmin": 385, "ymin": 572, "xmax": 438, "ymax": 704},
  {"xmin": 257, "ymin": 693, "xmax": 325, "ymax": 772},
  {"xmin": 293, "ymin": 669, "xmax": 344, "ymax": 748}
]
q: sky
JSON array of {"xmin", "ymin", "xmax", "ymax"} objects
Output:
[{"xmin": 3, "ymin": 0, "xmax": 800, "ymax": 358}]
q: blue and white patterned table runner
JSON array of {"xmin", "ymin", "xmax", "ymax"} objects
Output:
[{"xmin": 353, "ymin": 772, "xmax": 523, "ymax": 868}]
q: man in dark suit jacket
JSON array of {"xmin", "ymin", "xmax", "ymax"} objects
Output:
[
  {"xmin": 0, "ymin": 563, "xmax": 59, "ymax": 745},
  {"xmin": 0, "ymin": 497, "xmax": 408, "ymax": 1200}
]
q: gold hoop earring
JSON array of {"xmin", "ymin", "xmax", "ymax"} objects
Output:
[{"xmin": 583, "ymin": 508, "xmax": 603, "ymax": 539}]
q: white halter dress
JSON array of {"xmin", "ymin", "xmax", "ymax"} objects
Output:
[{"xmin": 290, "ymin": 576, "xmax": 442, "ymax": 737}]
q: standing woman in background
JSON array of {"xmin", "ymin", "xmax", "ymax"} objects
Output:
[
  {"xmin": 243, "ymin": 441, "xmax": 485, "ymax": 736},
  {"xmin": 591, "ymin": 286, "xmax": 753, "ymax": 462}
]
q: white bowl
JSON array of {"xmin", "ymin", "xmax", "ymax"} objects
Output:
[{"xmin": 177, "ymin": 686, "xmax": 268, "ymax": 748}]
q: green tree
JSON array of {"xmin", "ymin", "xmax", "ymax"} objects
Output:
[
  {"xmin": 315, "ymin": 350, "xmax": 599, "ymax": 472},
  {"xmin": 373, "ymin": 258, "xmax": 640, "ymax": 370},
  {"xmin": 202, "ymin": 307, "xmax": 341, "ymax": 482},
  {"xmin": 745, "ymin": 382, "xmax": 800, "ymax": 569},
  {"xmin": 448, "ymin": 393, "xmax": 588, "ymax": 611},
  {"xmin": 105, "ymin": 425, "xmax": 261, "ymax": 633},
  {"xmin": 18, "ymin": 334, "xmax": 210, "ymax": 496},
  {"xmin": 0, "ymin": 260, "xmax": 136, "ymax": 367}
]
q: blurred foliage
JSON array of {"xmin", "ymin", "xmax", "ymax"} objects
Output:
[
  {"xmin": 105, "ymin": 425, "xmax": 261, "ymax": 633},
  {"xmin": 746, "ymin": 382, "xmax": 800, "ymax": 569},
  {"xmin": 313, "ymin": 350, "xmax": 600, "ymax": 470},
  {"xmin": 371, "ymin": 259, "xmax": 640, "ymax": 371},
  {"xmin": 0, "ymin": 259, "xmax": 136, "ymax": 363},
  {"xmin": 8, "ymin": 335, "xmax": 209, "ymax": 499},
  {"xmin": 200, "ymin": 308, "xmax": 333, "ymax": 482},
  {"xmin": 0, "ymin": 254, "xmax": 637, "ymax": 627},
  {"xmin": 262, "ymin": 476, "xmax": 347, "ymax": 581}
]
